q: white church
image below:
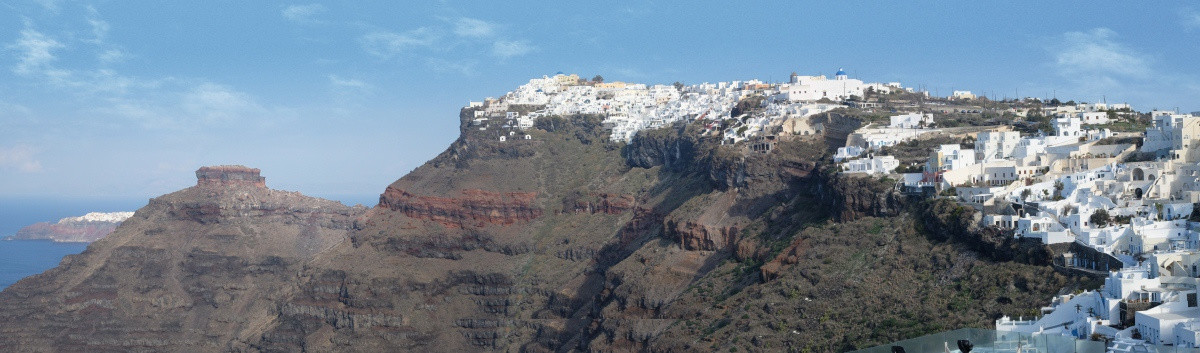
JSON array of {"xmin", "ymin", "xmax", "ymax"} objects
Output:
[{"xmin": 782, "ymin": 69, "xmax": 867, "ymax": 102}]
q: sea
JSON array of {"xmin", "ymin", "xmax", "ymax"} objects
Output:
[
  {"xmin": 0, "ymin": 194, "xmax": 375, "ymax": 290},
  {"xmin": 0, "ymin": 197, "xmax": 150, "ymax": 290}
]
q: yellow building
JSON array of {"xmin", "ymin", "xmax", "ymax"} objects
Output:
[
  {"xmin": 595, "ymin": 81, "xmax": 627, "ymax": 89},
  {"xmin": 554, "ymin": 74, "xmax": 581, "ymax": 86}
]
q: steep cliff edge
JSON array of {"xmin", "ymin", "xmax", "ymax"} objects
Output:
[
  {"xmin": 0, "ymin": 112, "xmax": 1090, "ymax": 352},
  {"xmin": 0, "ymin": 165, "xmax": 365, "ymax": 352}
]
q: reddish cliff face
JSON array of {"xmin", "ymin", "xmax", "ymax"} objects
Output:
[
  {"xmin": 377, "ymin": 187, "xmax": 542, "ymax": 228},
  {"xmin": 666, "ymin": 220, "xmax": 740, "ymax": 251},
  {"xmin": 195, "ymin": 165, "xmax": 266, "ymax": 189},
  {"xmin": 759, "ymin": 237, "xmax": 808, "ymax": 281}
]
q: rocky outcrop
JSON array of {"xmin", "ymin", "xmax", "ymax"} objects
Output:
[
  {"xmin": 0, "ymin": 109, "xmax": 1082, "ymax": 353},
  {"xmin": 0, "ymin": 165, "xmax": 365, "ymax": 353},
  {"xmin": 7, "ymin": 212, "xmax": 133, "ymax": 242},
  {"xmin": 824, "ymin": 173, "xmax": 906, "ymax": 222},
  {"xmin": 665, "ymin": 219, "xmax": 739, "ymax": 251},
  {"xmin": 566, "ymin": 192, "xmax": 636, "ymax": 214},
  {"xmin": 378, "ymin": 187, "xmax": 542, "ymax": 228},
  {"xmin": 760, "ymin": 237, "xmax": 807, "ymax": 281},
  {"xmin": 622, "ymin": 124, "xmax": 704, "ymax": 171},
  {"xmin": 195, "ymin": 165, "xmax": 266, "ymax": 189}
]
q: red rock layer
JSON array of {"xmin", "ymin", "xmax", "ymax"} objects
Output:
[
  {"xmin": 665, "ymin": 220, "xmax": 739, "ymax": 251},
  {"xmin": 378, "ymin": 187, "xmax": 542, "ymax": 228},
  {"xmin": 195, "ymin": 165, "xmax": 266, "ymax": 189},
  {"xmin": 759, "ymin": 237, "xmax": 809, "ymax": 281}
]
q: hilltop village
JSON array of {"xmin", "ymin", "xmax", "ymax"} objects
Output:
[{"xmin": 469, "ymin": 71, "xmax": 1200, "ymax": 350}]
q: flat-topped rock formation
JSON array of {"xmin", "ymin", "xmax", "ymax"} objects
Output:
[
  {"xmin": 195, "ymin": 165, "xmax": 266, "ymax": 189},
  {"xmin": 0, "ymin": 165, "xmax": 366, "ymax": 352}
]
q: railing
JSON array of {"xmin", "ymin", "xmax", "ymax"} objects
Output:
[{"xmin": 849, "ymin": 328, "xmax": 1105, "ymax": 353}]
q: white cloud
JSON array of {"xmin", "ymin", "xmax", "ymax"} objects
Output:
[
  {"xmin": 491, "ymin": 40, "xmax": 534, "ymax": 58},
  {"xmin": 453, "ymin": 18, "xmax": 495, "ymax": 38},
  {"xmin": 282, "ymin": 4, "xmax": 327, "ymax": 23},
  {"xmin": 9, "ymin": 21, "xmax": 138, "ymax": 93},
  {"xmin": 9, "ymin": 26, "xmax": 63, "ymax": 76},
  {"xmin": 360, "ymin": 28, "xmax": 439, "ymax": 58},
  {"xmin": 85, "ymin": 6, "xmax": 110, "ymax": 43},
  {"xmin": 98, "ymin": 48, "xmax": 126, "ymax": 63},
  {"xmin": 328, "ymin": 75, "xmax": 370, "ymax": 89},
  {"xmin": 1183, "ymin": 10, "xmax": 1200, "ymax": 29},
  {"xmin": 0, "ymin": 145, "xmax": 43, "ymax": 173},
  {"xmin": 32, "ymin": 0, "xmax": 58, "ymax": 12},
  {"xmin": 0, "ymin": 101, "xmax": 32, "ymax": 116},
  {"xmin": 182, "ymin": 83, "xmax": 267, "ymax": 124},
  {"xmin": 1054, "ymin": 28, "xmax": 1150, "ymax": 79}
]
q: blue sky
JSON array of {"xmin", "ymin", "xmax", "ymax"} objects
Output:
[{"xmin": 1, "ymin": 1, "xmax": 1199, "ymax": 205}]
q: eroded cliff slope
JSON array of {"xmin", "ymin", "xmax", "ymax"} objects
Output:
[
  {"xmin": 0, "ymin": 166, "xmax": 365, "ymax": 352},
  {"xmin": 0, "ymin": 112, "xmax": 1092, "ymax": 353}
]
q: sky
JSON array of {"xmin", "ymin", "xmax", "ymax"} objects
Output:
[{"xmin": 2, "ymin": 1, "xmax": 1200, "ymax": 206}]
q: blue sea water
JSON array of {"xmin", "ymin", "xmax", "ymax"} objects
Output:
[
  {"xmin": 0, "ymin": 240, "xmax": 89, "ymax": 289},
  {"xmin": 0, "ymin": 194, "xmax": 373, "ymax": 291},
  {"xmin": 0, "ymin": 197, "xmax": 149, "ymax": 290}
]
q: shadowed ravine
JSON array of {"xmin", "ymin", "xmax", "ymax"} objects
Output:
[{"xmin": 0, "ymin": 111, "xmax": 1091, "ymax": 352}]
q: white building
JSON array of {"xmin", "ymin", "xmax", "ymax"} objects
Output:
[
  {"xmin": 928, "ymin": 144, "xmax": 977, "ymax": 172},
  {"xmin": 889, "ymin": 113, "xmax": 934, "ymax": 129},
  {"xmin": 952, "ymin": 90, "xmax": 975, "ymax": 100},
  {"xmin": 1079, "ymin": 111, "xmax": 1111, "ymax": 125},
  {"xmin": 834, "ymin": 145, "xmax": 866, "ymax": 162},
  {"xmin": 842, "ymin": 155, "xmax": 899, "ymax": 175},
  {"xmin": 784, "ymin": 69, "xmax": 866, "ymax": 102},
  {"xmin": 975, "ymin": 130, "xmax": 1021, "ymax": 161}
]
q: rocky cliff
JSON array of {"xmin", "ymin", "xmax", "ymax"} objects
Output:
[
  {"xmin": 6, "ymin": 212, "xmax": 134, "ymax": 242},
  {"xmin": 0, "ymin": 115, "xmax": 1090, "ymax": 352},
  {"xmin": 0, "ymin": 166, "xmax": 365, "ymax": 352}
]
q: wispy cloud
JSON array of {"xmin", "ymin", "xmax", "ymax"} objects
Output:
[
  {"xmin": 96, "ymin": 81, "xmax": 290, "ymax": 130},
  {"xmin": 328, "ymin": 75, "xmax": 371, "ymax": 89},
  {"xmin": 1053, "ymin": 28, "xmax": 1150, "ymax": 79},
  {"xmin": 453, "ymin": 18, "xmax": 495, "ymax": 38},
  {"xmin": 360, "ymin": 28, "xmax": 439, "ymax": 58},
  {"xmin": 0, "ymin": 145, "xmax": 43, "ymax": 173},
  {"xmin": 1182, "ymin": 9, "xmax": 1200, "ymax": 29},
  {"xmin": 9, "ymin": 25, "xmax": 63, "ymax": 76},
  {"xmin": 491, "ymin": 40, "xmax": 534, "ymax": 58},
  {"xmin": 9, "ymin": 17, "xmax": 285, "ymax": 131},
  {"xmin": 98, "ymin": 48, "xmax": 126, "ymax": 63},
  {"xmin": 32, "ymin": 0, "xmax": 59, "ymax": 12},
  {"xmin": 182, "ymin": 83, "xmax": 268, "ymax": 124},
  {"xmin": 282, "ymin": 4, "xmax": 327, "ymax": 24},
  {"xmin": 85, "ymin": 6, "xmax": 110, "ymax": 44}
]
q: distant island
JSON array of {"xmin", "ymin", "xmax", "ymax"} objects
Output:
[{"xmin": 4, "ymin": 211, "xmax": 134, "ymax": 243}]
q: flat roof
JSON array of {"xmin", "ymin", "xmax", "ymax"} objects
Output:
[{"xmin": 1139, "ymin": 308, "xmax": 1200, "ymax": 322}]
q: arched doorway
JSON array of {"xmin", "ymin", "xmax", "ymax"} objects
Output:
[
  {"xmin": 1133, "ymin": 168, "xmax": 1145, "ymax": 181},
  {"xmin": 1135, "ymin": 188, "xmax": 1144, "ymax": 199}
]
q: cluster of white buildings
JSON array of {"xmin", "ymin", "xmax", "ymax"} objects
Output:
[
  {"xmin": 472, "ymin": 71, "xmax": 1200, "ymax": 349},
  {"xmin": 835, "ymin": 97, "xmax": 1200, "ymax": 349},
  {"xmin": 987, "ymin": 110, "xmax": 1200, "ymax": 350},
  {"xmin": 468, "ymin": 70, "xmax": 905, "ymax": 143}
]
